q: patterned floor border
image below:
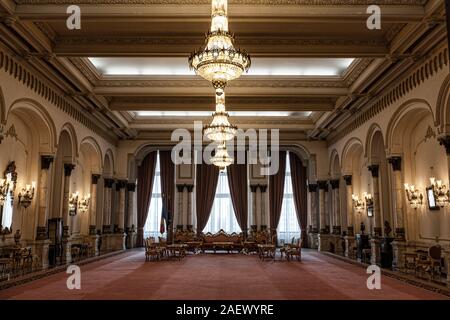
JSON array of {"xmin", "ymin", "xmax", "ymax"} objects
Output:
[
  {"xmin": 321, "ymin": 251, "xmax": 450, "ymax": 298},
  {"xmin": 0, "ymin": 249, "xmax": 127, "ymax": 291}
]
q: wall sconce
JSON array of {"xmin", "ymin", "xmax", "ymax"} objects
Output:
[
  {"xmin": 0, "ymin": 177, "xmax": 12, "ymax": 206},
  {"xmin": 429, "ymin": 177, "xmax": 449, "ymax": 207},
  {"xmin": 364, "ymin": 192, "xmax": 373, "ymax": 207},
  {"xmin": 352, "ymin": 194, "xmax": 365, "ymax": 213},
  {"xmin": 18, "ymin": 181, "xmax": 36, "ymax": 208},
  {"xmin": 69, "ymin": 191, "xmax": 79, "ymax": 216},
  {"xmin": 404, "ymin": 183, "xmax": 423, "ymax": 209},
  {"xmin": 78, "ymin": 194, "xmax": 91, "ymax": 213}
]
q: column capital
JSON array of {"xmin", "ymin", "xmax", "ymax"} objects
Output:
[
  {"xmin": 250, "ymin": 185, "xmax": 258, "ymax": 193},
  {"xmin": 104, "ymin": 178, "xmax": 115, "ymax": 188},
  {"xmin": 127, "ymin": 182, "xmax": 136, "ymax": 192},
  {"xmin": 186, "ymin": 184, "xmax": 194, "ymax": 192},
  {"xmin": 330, "ymin": 179, "xmax": 340, "ymax": 189},
  {"xmin": 368, "ymin": 164, "xmax": 379, "ymax": 178},
  {"xmin": 176, "ymin": 184, "xmax": 186, "ymax": 192},
  {"xmin": 116, "ymin": 180, "xmax": 127, "ymax": 190},
  {"xmin": 343, "ymin": 175, "xmax": 352, "ymax": 186},
  {"xmin": 438, "ymin": 135, "xmax": 450, "ymax": 154},
  {"xmin": 308, "ymin": 184, "xmax": 318, "ymax": 192},
  {"xmin": 388, "ymin": 156, "xmax": 402, "ymax": 171},
  {"xmin": 63, "ymin": 163, "xmax": 75, "ymax": 176},
  {"xmin": 41, "ymin": 155, "xmax": 54, "ymax": 170},
  {"xmin": 91, "ymin": 174, "xmax": 101, "ymax": 185},
  {"xmin": 259, "ymin": 185, "xmax": 268, "ymax": 193},
  {"xmin": 317, "ymin": 180, "xmax": 328, "ymax": 190}
]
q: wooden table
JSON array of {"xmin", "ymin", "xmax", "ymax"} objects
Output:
[
  {"xmin": 186, "ymin": 241, "xmax": 202, "ymax": 254},
  {"xmin": 258, "ymin": 244, "xmax": 276, "ymax": 261},
  {"xmin": 212, "ymin": 242, "xmax": 235, "ymax": 253},
  {"xmin": 166, "ymin": 244, "xmax": 187, "ymax": 260}
]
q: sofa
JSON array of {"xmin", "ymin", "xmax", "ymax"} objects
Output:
[{"xmin": 201, "ymin": 229, "xmax": 244, "ymax": 253}]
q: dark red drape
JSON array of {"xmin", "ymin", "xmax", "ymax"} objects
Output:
[
  {"xmin": 289, "ymin": 152, "xmax": 308, "ymax": 247},
  {"xmin": 159, "ymin": 151, "xmax": 175, "ymax": 236},
  {"xmin": 136, "ymin": 152, "xmax": 157, "ymax": 247},
  {"xmin": 269, "ymin": 151, "xmax": 286, "ymax": 238},
  {"xmin": 196, "ymin": 162, "xmax": 220, "ymax": 234},
  {"xmin": 227, "ymin": 157, "xmax": 248, "ymax": 233}
]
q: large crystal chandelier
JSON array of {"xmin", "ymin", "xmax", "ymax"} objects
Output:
[
  {"xmin": 189, "ymin": 0, "xmax": 250, "ymax": 169},
  {"xmin": 188, "ymin": 0, "xmax": 251, "ymax": 89}
]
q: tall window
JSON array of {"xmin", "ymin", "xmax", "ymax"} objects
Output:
[
  {"xmin": 277, "ymin": 152, "xmax": 301, "ymax": 244},
  {"xmin": 203, "ymin": 170, "xmax": 241, "ymax": 234},
  {"xmin": 144, "ymin": 152, "xmax": 166, "ymax": 239}
]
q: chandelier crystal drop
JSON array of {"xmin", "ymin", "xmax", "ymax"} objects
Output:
[
  {"xmin": 210, "ymin": 141, "xmax": 234, "ymax": 170},
  {"xmin": 189, "ymin": 0, "xmax": 251, "ymax": 89}
]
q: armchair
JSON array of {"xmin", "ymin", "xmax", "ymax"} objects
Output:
[{"xmin": 285, "ymin": 238, "xmax": 302, "ymax": 261}]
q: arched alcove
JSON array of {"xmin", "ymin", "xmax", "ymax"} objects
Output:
[
  {"xmin": 387, "ymin": 99, "xmax": 447, "ymax": 242},
  {"xmin": 1, "ymin": 99, "xmax": 56, "ymax": 240}
]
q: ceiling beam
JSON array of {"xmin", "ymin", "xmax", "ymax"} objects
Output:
[
  {"xmin": 13, "ymin": 4, "xmax": 425, "ymax": 22},
  {"xmin": 109, "ymin": 96, "xmax": 335, "ymax": 112},
  {"xmin": 53, "ymin": 37, "xmax": 389, "ymax": 58}
]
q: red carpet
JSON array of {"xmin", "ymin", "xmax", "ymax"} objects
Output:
[{"xmin": 0, "ymin": 249, "xmax": 447, "ymax": 300}]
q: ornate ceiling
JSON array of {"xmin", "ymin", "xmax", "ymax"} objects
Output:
[{"xmin": 0, "ymin": 0, "xmax": 446, "ymax": 140}]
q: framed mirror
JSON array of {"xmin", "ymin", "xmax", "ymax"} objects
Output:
[
  {"xmin": 0, "ymin": 161, "xmax": 17, "ymax": 233},
  {"xmin": 426, "ymin": 186, "xmax": 440, "ymax": 210}
]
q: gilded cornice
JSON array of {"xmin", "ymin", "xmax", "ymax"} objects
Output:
[
  {"xmin": 97, "ymin": 79, "xmax": 347, "ymax": 88},
  {"xmin": 343, "ymin": 58, "xmax": 374, "ymax": 87},
  {"xmin": 57, "ymin": 37, "xmax": 387, "ymax": 47},
  {"xmin": 328, "ymin": 45, "xmax": 449, "ymax": 145},
  {"xmin": 14, "ymin": 0, "xmax": 428, "ymax": 5},
  {"xmin": 0, "ymin": 46, "xmax": 117, "ymax": 145},
  {"xmin": 33, "ymin": 22, "xmax": 56, "ymax": 42}
]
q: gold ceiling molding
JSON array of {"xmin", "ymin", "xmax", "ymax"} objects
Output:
[
  {"xmin": 33, "ymin": 22, "xmax": 56, "ymax": 42},
  {"xmin": 0, "ymin": 46, "xmax": 117, "ymax": 145},
  {"xmin": 328, "ymin": 45, "xmax": 449, "ymax": 145},
  {"xmin": 343, "ymin": 58, "xmax": 373, "ymax": 87},
  {"xmin": 57, "ymin": 37, "xmax": 387, "ymax": 47},
  {"xmin": 385, "ymin": 23, "xmax": 407, "ymax": 43},
  {"xmin": 112, "ymin": 96, "xmax": 335, "ymax": 105},
  {"xmin": 69, "ymin": 57, "xmax": 99, "ymax": 85},
  {"xmin": 97, "ymin": 79, "xmax": 347, "ymax": 88},
  {"xmin": 14, "ymin": 0, "xmax": 428, "ymax": 5}
]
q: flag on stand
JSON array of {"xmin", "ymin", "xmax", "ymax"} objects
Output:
[{"xmin": 160, "ymin": 203, "xmax": 168, "ymax": 234}]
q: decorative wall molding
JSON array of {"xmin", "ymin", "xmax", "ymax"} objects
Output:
[
  {"xmin": 329, "ymin": 45, "xmax": 449, "ymax": 145},
  {"xmin": 0, "ymin": 46, "xmax": 117, "ymax": 145}
]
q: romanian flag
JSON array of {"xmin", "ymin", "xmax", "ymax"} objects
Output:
[{"xmin": 160, "ymin": 204, "xmax": 168, "ymax": 234}]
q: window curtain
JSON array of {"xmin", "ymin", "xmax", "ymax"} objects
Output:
[
  {"xmin": 196, "ymin": 162, "xmax": 220, "ymax": 234},
  {"xmin": 289, "ymin": 152, "xmax": 308, "ymax": 247},
  {"xmin": 136, "ymin": 152, "xmax": 157, "ymax": 247},
  {"xmin": 227, "ymin": 156, "xmax": 248, "ymax": 234},
  {"xmin": 269, "ymin": 151, "xmax": 286, "ymax": 239},
  {"xmin": 159, "ymin": 151, "xmax": 175, "ymax": 238}
]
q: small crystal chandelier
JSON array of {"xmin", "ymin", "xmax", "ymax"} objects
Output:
[
  {"xmin": 203, "ymin": 88, "xmax": 237, "ymax": 142},
  {"xmin": 210, "ymin": 141, "xmax": 233, "ymax": 170},
  {"xmin": 189, "ymin": 0, "xmax": 251, "ymax": 89}
]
